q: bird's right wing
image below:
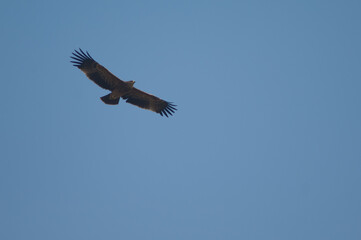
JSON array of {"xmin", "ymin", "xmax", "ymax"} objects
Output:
[{"xmin": 71, "ymin": 49, "xmax": 123, "ymax": 91}]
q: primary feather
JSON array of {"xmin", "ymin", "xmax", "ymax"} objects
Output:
[{"xmin": 70, "ymin": 49, "xmax": 177, "ymax": 117}]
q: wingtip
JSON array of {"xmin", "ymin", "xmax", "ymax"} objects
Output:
[{"xmin": 70, "ymin": 48, "xmax": 94, "ymax": 67}]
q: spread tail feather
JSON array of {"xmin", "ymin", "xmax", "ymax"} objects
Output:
[{"xmin": 100, "ymin": 93, "xmax": 120, "ymax": 105}]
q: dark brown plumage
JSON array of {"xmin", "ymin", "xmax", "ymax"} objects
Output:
[{"xmin": 70, "ymin": 49, "xmax": 177, "ymax": 117}]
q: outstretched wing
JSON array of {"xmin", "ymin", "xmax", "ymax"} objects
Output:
[
  {"xmin": 123, "ymin": 88, "xmax": 177, "ymax": 117},
  {"xmin": 70, "ymin": 49, "xmax": 123, "ymax": 90}
]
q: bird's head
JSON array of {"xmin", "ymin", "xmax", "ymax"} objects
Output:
[{"xmin": 126, "ymin": 80, "xmax": 135, "ymax": 87}]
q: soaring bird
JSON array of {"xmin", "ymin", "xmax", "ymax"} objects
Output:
[{"xmin": 70, "ymin": 49, "xmax": 177, "ymax": 117}]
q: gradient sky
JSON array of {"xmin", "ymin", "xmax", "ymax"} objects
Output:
[{"xmin": 1, "ymin": 0, "xmax": 361, "ymax": 239}]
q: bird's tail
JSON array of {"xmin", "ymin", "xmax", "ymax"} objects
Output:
[{"xmin": 100, "ymin": 93, "xmax": 120, "ymax": 105}]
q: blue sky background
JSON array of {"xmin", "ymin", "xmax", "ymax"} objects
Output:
[{"xmin": 1, "ymin": 0, "xmax": 361, "ymax": 239}]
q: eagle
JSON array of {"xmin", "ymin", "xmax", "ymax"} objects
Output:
[{"xmin": 70, "ymin": 49, "xmax": 177, "ymax": 117}]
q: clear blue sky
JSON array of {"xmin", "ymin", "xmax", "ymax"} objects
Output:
[{"xmin": 1, "ymin": 0, "xmax": 361, "ymax": 239}]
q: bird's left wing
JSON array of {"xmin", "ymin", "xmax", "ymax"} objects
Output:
[{"xmin": 123, "ymin": 88, "xmax": 177, "ymax": 117}]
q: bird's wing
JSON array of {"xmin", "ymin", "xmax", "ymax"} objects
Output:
[
  {"xmin": 71, "ymin": 49, "xmax": 124, "ymax": 90},
  {"xmin": 122, "ymin": 88, "xmax": 177, "ymax": 117}
]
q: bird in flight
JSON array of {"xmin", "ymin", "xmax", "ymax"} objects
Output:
[{"xmin": 70, "ymin": 49, "xmax": 177, "ymax": 117}]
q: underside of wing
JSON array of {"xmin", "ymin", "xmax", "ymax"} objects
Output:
[
  {"xmin": 122, "ymin": 88, "xmax": 177, "ymax": 117},
  {"xmin": 70, "ymin": 49, "xmax": 123, "ymax": 90}
]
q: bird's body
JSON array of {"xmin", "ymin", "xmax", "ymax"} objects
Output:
[{"xmin": 70, "ymin": 49, "xmax": 177, "ymax": 117}]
